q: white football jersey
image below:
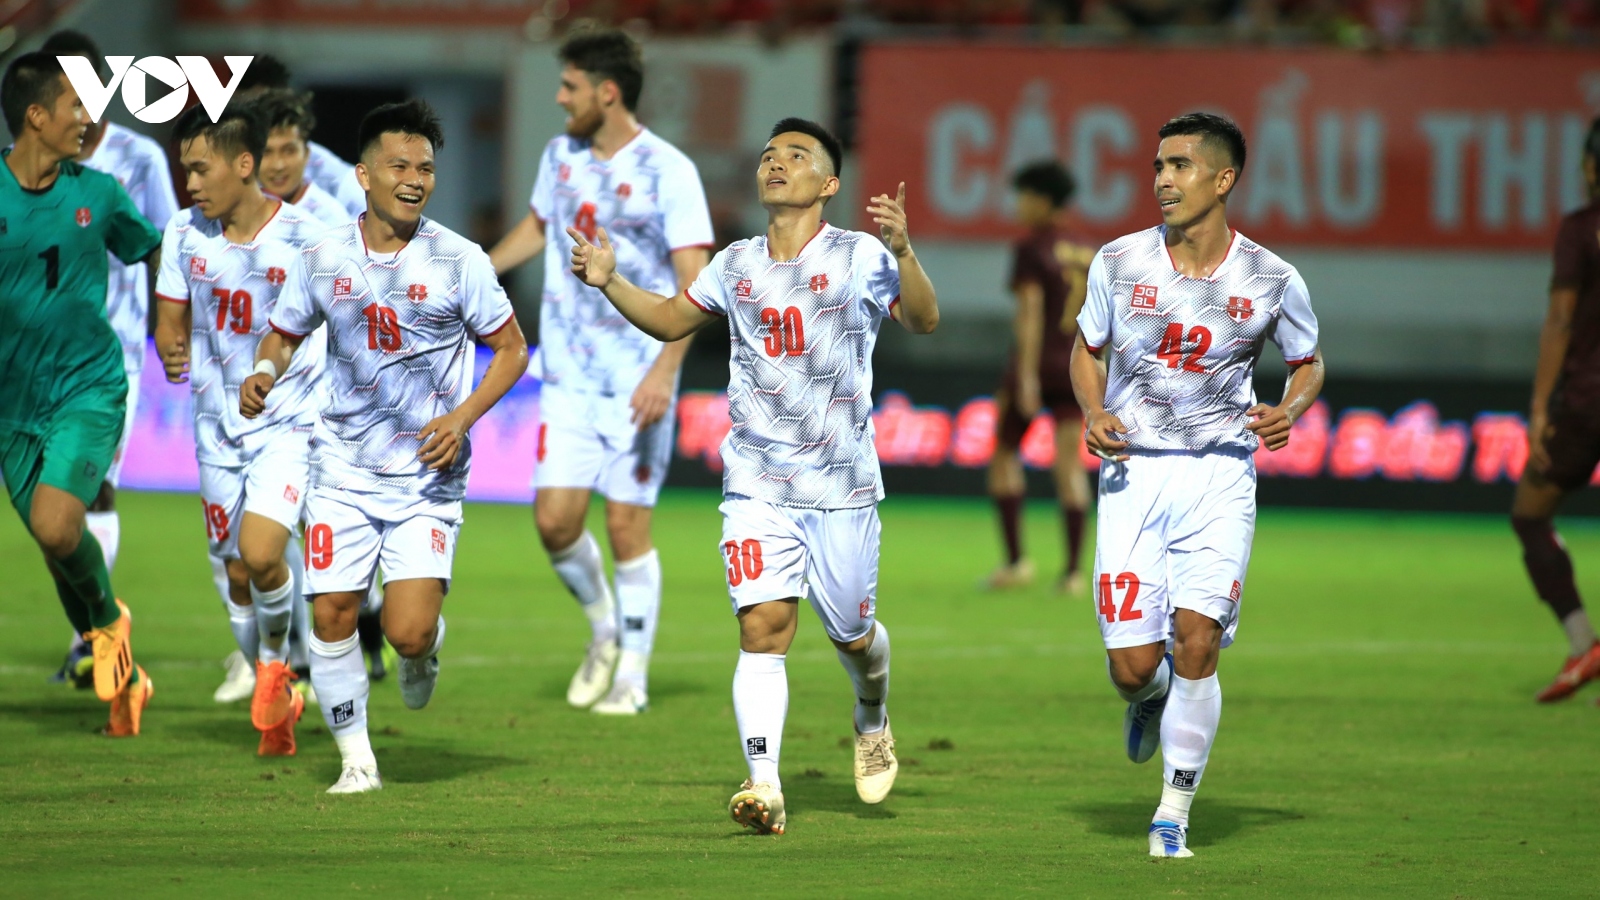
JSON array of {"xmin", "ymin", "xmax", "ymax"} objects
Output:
[
  {"xmin": 287, "ymin": 181, "xmax": 352, "ymax": 228},
  {"xmin": 155, "ymin": 202, "xmax": 328, "ymax": 468},
  {"xmin": 83, "ymin": 122, "xmax": 180, "ymax": 373},
  {"xmin": 1076, "ymin": 226, "xmax": 1319, "ymax": 453},
  {"xmin": 686, "ymin": 224, "xmax": 901, "ymax": 510},
  {"xmin": 530, "ymin": 128, "xmax": 713, "ymax": 395},
  {"xmin": 270, "ymin": 216, "xmax": 515, "ymax": 511},
  {"xmin": 306, "ymin": 141, "xmax": 366, "ymax": 218}
]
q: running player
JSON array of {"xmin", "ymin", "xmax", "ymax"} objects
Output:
[
  {"xmin": 0, "ymin": 52, "xmax": 160, "ymax": 735},
  {"xmin": 250, "ymin": 88, "xmax": 352, "ymax": 228},
  {"xmin": 567, "ymin": 118, "xmax": 940, "ymax": 834},
  {"xmin": 39, "ymin": 30, "xmax": 179, "ymax": 686},
  {"xmin": 237, "ymin": 55, "xmax": 365, "ymax": 218},
  {"xmin": 244, "ymin": 100, "xmax": 527, "ymax": 794},
  {"xmin": 488, "ymin": 28, "xmax": 713, "ymax": 715},
  {"xmin": 985, "ymin": 160, "xmax": 1094, "ymax": 594},
  {"xmin": 153, "ymin": 102, "xmax": 325, "ymax": 756},
  {"xmin": 1510, "ymin": 116, "xmax": 1600, "ymax": 703},
  {"xmin": 1071, "ymin": 113, "xmax": 1323, "ymax": 858}
]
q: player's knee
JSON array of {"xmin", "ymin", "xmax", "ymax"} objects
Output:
[
  {"xmin": 1108, "ymin": 656, "xmax": 1158, "ymax": 695},
  {"xmin": 311, "ymin": 596, "xmax": 360, "ymax": 642},
  {"xmin": 32, "ymin": 519, "xmax": 82, "ymax": 560},
  {"xmin": 223, "ymin": 558, "xmax": 252, "ymax": 593},
  {"xmin": 605, "ymin": 508, "xmax": 651, "ymax": 559},
  {"xmin": 384, "ymin": 624, "xmax": 435, "ymax": 659},
  {"xmin": 238, "ymin": 543, "xmax": 285, "ymax": 588},
  {"xmin": 535, "ymin": 506, "xmax": 583, "ymax": 553},
  {"xmin": 1510, "ymin": 514, "xmax": 1551, "ymax": 544}
]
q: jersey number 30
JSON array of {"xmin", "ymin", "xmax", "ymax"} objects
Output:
[{"xmin": 760, "ymin": 307, "xmax": 805, "ymax": 357}]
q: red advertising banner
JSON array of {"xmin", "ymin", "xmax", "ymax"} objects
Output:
[
  {"xmin": 177, "ymin": 0, "xmax": 539, "ymax": 26},
  {"xmin": 858, "ymin": 44, "xmax": 1600, "ymax": 249}
]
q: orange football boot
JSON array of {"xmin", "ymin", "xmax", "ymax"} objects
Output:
[
  {"xmin": 83, "ymin": 599, "xmax": 133, "ymax": 701},
  {"xmin": 103, "ymin": 666, "xmax": 153, "ymax": 737},
  {"xmin": 1535, "ymin": 641, "xmax": 1600, "ymax": 703},
  {"xmin": 257, "ymin": 685, "xmax": 305, "ymax": 756},
  {"xmin": 250, "ymin": 660, "xmax": 297, "ymax": 731}
]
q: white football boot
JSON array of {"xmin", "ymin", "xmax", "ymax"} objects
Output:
[
  {"xmin": 327, "ymin": 765, "xmax": 384, "ymax": 795},
  {"xmin": 853, "ymin": 721, "xmax": 899, "ymax": 804},
  {"xmin": 590, "ymin": 679, "xmax": 648, "ymax": 715},
  {"xmin": 398, "ymin": 655, "xmax": 439, "ymax": 710},
  {"xmin": 729, "ymin": 780, "xmax": 786, "ymax": 835},
  {"xmin": 213, "ymin": 650, "xmax": 255, "ymax": 703},
  {"xmin": 566, "ymin": 639, "xmax": 619, "ymax": 708},
  {"xmin": 1149, "ymin": 820, "xmax": 1193, "ymax": 858}
]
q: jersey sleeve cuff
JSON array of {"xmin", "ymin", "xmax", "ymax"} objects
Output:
[
  {"xmin": 1284, "ymin": 352, "xmax": 1317, "ymax": 366},
  {"xmin": 478, "ymin": 309, "xmax": 516, "ymax": 338},
  {"xmin": 684, "ymin": 288, "xmax": 723, "ymax": 316},
  {"xmin": 269, "ymin": 321, "xmax": 309, "ymax": 339},
  {"xmin": 154, "ymin": 292, "xmax": 189, "ymax": 305},
  {"xmin": 1084, "ymin": 338, "xmax": 1106, "ymax": 353},
  {"xmin": 888, "ymin": 296, "xmax": 902, "ymax": 312},
  {"xmin": 671, "ymin": 241, "xmax": 716, "ymax": 253}
]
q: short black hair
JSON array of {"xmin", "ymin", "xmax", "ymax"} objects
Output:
[
  {"xmin": 250, "ymin": 87, "xmax": 317, "ymax": 139},
  {"xmin": 1012, "ymin": 160, "xmax": 1075, "ymax": 209},
  {"xmin": 1158, "ymin": 112, "xmax": 1247, "ymax": 173},
  {"xmin": 356, "ymin": 99, "xmax": 444, "ymax": 161},
  {"xmin": 768, "ymin": 117, "xmax": 842, "ymax": 179},
  {"xmin": 40, "ymin": 29, "xmax": 104, "ymax": 79},
  {"xmin": 237, "ymin": 54, "xmax": 291, "ymax": 92},
  {"xmin": 2, "ymin": 52, "xmax": 68, "ymax": 136},
  {"xmin": 559, "ymin": 28, "xmax": 644, "ymax": 112},
  {"xmin": 173, "ymin": 100, "xmax": 267, "ymax": 171}
]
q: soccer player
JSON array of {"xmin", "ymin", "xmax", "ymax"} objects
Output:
[
  {"xmin": 153, "ymin": 102, "xmax": 326, "ymax": 756},
  {"xmin": 567, "ymin": 117, "xmax": 940, "ymax": 834},
  {"xmin": 250, "ymin": 88, "xmax": 352, "ymax": 228},
  {"xmin": 1510, "ymin": 116, "xmax": 1600, "ymax": 703},
  {"xmin": 39, "ymin": 31, "xmax": 179, "ymax": 686},
  {"xmin": 1071, "ymin": 113, "xmax": 1323, "ymax": 858},
  {"xmin": 985, "ymin": 160, "xmax": 1095, "ymax": 594},
  {"xmin": 488, "ymin": 28, "xmax": 712, "ymax": 715},
  {"xmin": 237, "ymin": 55, "xmax": 365, "ymax": 218},
  {"xmin": 0, "ymin": 52, "xmax": 160, "ymax": 734},
  {"xmin": 244, "ymin": 100, "xmax": 527, "ymax": 794}
]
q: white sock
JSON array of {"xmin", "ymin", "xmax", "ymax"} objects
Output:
[
  {"xmin": 285, "ymin": 535, "xmax": 310, "ymax": 670},
  {"xmin": 733, "ymin": 651, "xmax": 788, "ymax": 790},
  {"xmin": 209, "ymin": 555, "xmax": 234, "ymax": 612},
  {"xmin": 550, "ymin": 531, "xmax": 617, "ymax": 645},
  {"xmin": 613, "ymin": 549, "xmax": 661, "ymax": 690},
  {"xmin": 1561, "ymin": 609, "xmax": 1597, "ymax": 657},
  {"xmin": 836, "ymin": 622, "xmax": 890, "ymax": 734},
  {"xmin": 412, "ymin": 615, "xmax": 446, "ymax": 660},
  {"xmin": 251, "ymin": 573, "xmax": 296, "ymax": 664},
  {"xmin": 1156, "ymin": 673, "xmax": 1221, "ymax": 827},
  {"xmin": 310, "ymin": 631, "xmax": 374, "ymax": 768},
  {"xmin": 1111, "ymin": 654, "xmax": 1172, "ymax": 703},
  {"xmin": 85, "ymin": 510, "xmax": 119, "ymax": 572},
  {"xmin": 224, "ymin": 597, "xmax": 260, "ymax": 661}
]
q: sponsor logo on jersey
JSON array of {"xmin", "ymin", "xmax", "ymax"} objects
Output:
[
  {"xmin": 407, "ymin": 283, "xmax": 428, "ymax": 302},
  {"xmin": 559, "ymin": 163, "xmax": 571, "ymax": 182},
  {"xmin": 190, "ymin": 257, "xmax": 207, "ymax": 276},
  {"xmin": 266, "ymin": 266, "xmax": 286, "ymax": 286},
  {"xmin": 809, "ymin": 273, "xmax": 829, "ymax": 294},
  {"xmin": 333, "ymin": 277, "xmax": 352, "ymax": 297},
  {"xmin": 859, "ymin": 599, "xmax": 871, "ymax": 619},
  {"xmin": 75, "ymin": 207, "xmax": 92, "ymax": 227},
  {"xmin": 1226, "ymin": 296, "xmax": 1253, "ymax": 322},
  {"xmin": 1132, "ymin": 283, "xmax": 1158, "ymax": 310},
  {"xmin": 1229, "ymin": 579, "xmax": 1242, "ymax": 601},
  {"xmin": 1171, "ymin": 769, "xmax": 1198, "ymax": 788},
  {"xmin": 735, "ymin": 278, "xmax": 753, "ymax": 299},
  {"xmin": 283, "ymin": 484, "xmax": 299, "ymax": 504},
  {"xmin": 616, "ymin": 182, "xmax": 632, "ymax": 198},
  {"xmin": 431, "ymin": 528, "xmax": 447, "ymax": 554},
  {"xmin": 746, "ymin": 737, "xmax": 767, "ymax": 756},
  {"xmin": 332, "ymin": 700, "xmax": 355, "ymax": 724}
]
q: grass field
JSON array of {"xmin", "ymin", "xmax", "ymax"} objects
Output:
[{"xmin": 2, "ymin": 489, "xmax": 1598, "ymax": 897}]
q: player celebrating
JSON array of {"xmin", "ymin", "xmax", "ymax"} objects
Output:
[
  {"xmin": 252, "ymin": 88, "xmax": 354, "ymax": 228},
  {"xmin": 1510, "ymin": 117, "xmax": 1600, "ymax": 703},
  {"xmin": 0, "ymin": 52, "xmax": 161, "ymax": 734},
  {"xmin": 39, "ymin": 31, "xmax": 179, "ymax": 686},
  {"xmin": 985, "ymin": 161, "xmax": 1095, "ymax": 594},
  {"xmin": 1071, "ymin": 113, "xmax": 1323, "ymax": 858},
  {"xmin": 244, "ymin": 100, "xmax": 527, "ymax": 794},
  {"xmin": 488, "ymin": 28, "xmax": 712, "ymax": 716},
  {"xmin": 153, "ymin": 102, "xmax": 327, "ymax": 756},
  {"xmin": 237, "ymin": 55, "xmax": 365, "ymax": 218},
  {"xmin": 567, "ymin": 118, "xmax": 940, "ymax": 834}
]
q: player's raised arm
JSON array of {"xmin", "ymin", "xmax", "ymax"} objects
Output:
[
  {"xmin": 568, "ymin": 226, "xmax": 717, "ymax": 342},
  {"xmin": 488, "ymin": 210, "xmax": 548, "ymax": 276},
  {"xmin": 875, "ymin": 182, "xmax": 939, "ymax": 334}
]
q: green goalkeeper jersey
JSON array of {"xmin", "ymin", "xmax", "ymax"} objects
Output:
[{"xmin": 0, "ymin": 150, "xmax": 162, "ymax": 431}]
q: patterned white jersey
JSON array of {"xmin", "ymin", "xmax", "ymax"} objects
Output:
[
  {"xmin": 531, "ymin": 128, "xmax": 713, "ymax": 395},
  {"xmin": 269, "ymin": 216, "xmax": 515, "ymax": 512},
  {"xmin": 83, "ymin": 122, "xmax": 180, "ymax": 373},
  {"xmin": 155, "ymin": 202, "xmax": 328, "ymax": 468},
  {"xmin": 686, "ymin": 224, "xmax": 901, "ymax": 510},
  {"xmin": 306, "ymin": 141, "xmax": 366, "ymax": 218},
  {"xmin": 286, "ymin": 181, "xmax": 352, "ymax": 228},
  {"xmin": 1076, "ymin": 226, "xmax": 1319, "ymax": 453}
]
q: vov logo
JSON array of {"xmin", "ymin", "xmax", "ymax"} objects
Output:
[{"xmin": 58, "ymin": 56, "xmax": 253, "ymax": 125}]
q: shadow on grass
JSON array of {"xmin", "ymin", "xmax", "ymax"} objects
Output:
[
  {"xmin": 784, "ymin": 776, "xmax": 900, "ymax": 820},
  {"xmin": 1069, "ymin": 799, "xmax": 1304, "ymax": 847},
  {"xmin": 374, "ymin": 742, "xmax": 523, "ymax": 785},
  {"xmin": 0, "ymin": 698, "xmax": 111, "ymax": 736}
]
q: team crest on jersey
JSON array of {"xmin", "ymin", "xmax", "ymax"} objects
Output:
[
  {"xmin": 859, "ymin": 599, "xmax": 871, "ymax": 620},
  {"xmin": 559, "ymin": 163, "xmax": 571, "ymax": 182},
  {"xmin": 1230, "ymin": 579, "xmax": 1242, "ymax": 601},
  {"xmin": 431, "ymin": 528, "xmax": 447, "ymax": 554},
  {"xmin": 190, "ymin": 257, "xmax": 207, "ymax": 276},
  {"xmin": 406, "ymin": 283, "xmax": 428, "ymax": 302},
  {"xmin": 735, "ymin": 278, "xmax": 753, "ymax": 299},
  {"xmin": 266, "ymin": 267, "xmax": 286, "ymax": 286},
  {"xmin": 333, "ymin": 277, "xmax": 352, "ymax": 297},
  {"xmin": 1131, "ymin": 283, "xmax": 1158, "ymax": 310},
  {"xmin": 616, "ymin": 182, "xmax": 632, "ymax": 199},
  {"xmin": 634, "ymin": 463, "xmax": 651, "ymax": 484},
  {"xmin": 1226, "ymin": 296, "xmax": 1253, "ymax": 322},
  {"xmin": 809, "ymin": 273, "xmax": 829, "ymax": 294},
  {"xmin": 75, "ymin": 207, "xmax": 92, "ymax": 227}
]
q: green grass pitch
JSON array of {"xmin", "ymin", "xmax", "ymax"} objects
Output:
[{"xmin": 2, "ymin": 489, "xmax": 1597, "ymax": 897}]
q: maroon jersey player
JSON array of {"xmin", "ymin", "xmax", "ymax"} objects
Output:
[
  {"xmin": 1512, "ymin": 117, "xmax": 1600, "ymax": 703},
  {"xmin": 986, "ymin": 161, "xmax": 1096, "ymax": 594}
]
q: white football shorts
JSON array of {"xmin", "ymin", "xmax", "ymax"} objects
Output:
[
  {"xmin": 719, "ymin": 496, "xmax": 880, "ymax": 643},
  {"xmin": 1092, "ymin": 449, "xmax": 1255, "ymax": 651},
  {"xmin": 302, "ymin": 487, "xmax": 459, "ymax": 595},
  {"xmin": 197, "ymin": 432, "xmax": 312, "ymax": 559},
  {"xmin": 533, "ymin": 383, "xmax": 675, "ymax": 508},
  {"xmin": 105, "ymin": 370, "xmax": 139, "ymax": 489}
]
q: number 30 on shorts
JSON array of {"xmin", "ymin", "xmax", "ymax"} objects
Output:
[
  {"xmin": 1097, "ymin": 572, "xmax": 1143, "ymax": 623},
  {"xmin": 723, "ymin": 538, "xmax": 764, "ymax": 586}
]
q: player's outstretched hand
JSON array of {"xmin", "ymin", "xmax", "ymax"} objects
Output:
[
  {"xmin": 1085, "ymin": 410, "xmax": 1131, "ymax": 461},
  {"xmin": 1246, "ymin": 403, "xmax": 1295, "ymax": 451},
  {"xmin": 419, "ymin": 408, "xmax": 471, "ymax": 471},
  {"xmin": 869, "ymin": 182, "xmax": 912, "ymax": 257},
  {"xmin": 568, "ymin": 226, "xmax": 617, "ymax": 289},
  {"xmin": 240, "ymin": 373, "xmax": 275, "ymax": 419},
  {"xmin": 160, "ymin": 336, "xmax": 190, "ymax": 383}
]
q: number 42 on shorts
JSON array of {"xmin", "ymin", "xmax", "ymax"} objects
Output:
[{"xmin": 1097, "ymin": 572, "xmax": 1143, "ymax": 623}]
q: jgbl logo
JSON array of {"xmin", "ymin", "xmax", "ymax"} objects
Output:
[{"xmin": 58, "ymin": 56, "xmax": 253, "ymax": 124}]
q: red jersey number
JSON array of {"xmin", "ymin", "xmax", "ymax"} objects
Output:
[
  {"xmin": 201, "ymin": 500, "xmax": 230, "ymax": 542},
  {"xmin": 573, "ymin": 202, "xmax": 599, "ymax": 244},
  {"xmin": 723, "ymin": 539, "xmax": 765, "ymax": 586},
  {"xmin": 1097, "ymin": 572, "xmax": 1144, "ymax": 623},
  {"xmin": 362, "ymin": 304, "xmax": 402, "ymax": 352},
  {"xmin": 1156, "ymin": 323, "xmax": 1210, "ymax": 373},
  {"xmin": 306, "ymin": 523, "xmax": 334, "ymax": 571},
  {"xmin": 759, "ymin": 307, "xmax": 805, "ymax": 358},
  {"xmin": 212, "ymin": 288, "xmax": 253, "ymax": 335}
]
